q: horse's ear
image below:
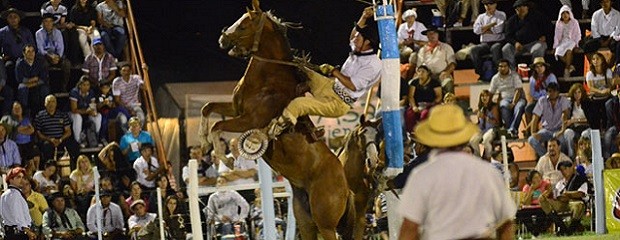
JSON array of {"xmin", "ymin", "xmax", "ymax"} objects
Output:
[
  {"xmin": 246, "ymin": 7, "xmax": 253, "ymax": 20},
  {"xmin": 359, "ymin": 114, "xmax": 366, "ymax": 125},
  {"xmin": 252, "ymin": 0, "xmax": 262, "ymax": 12}
]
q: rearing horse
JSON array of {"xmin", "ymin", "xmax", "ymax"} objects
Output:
[{"xmin": 200, "ymin": 1, "xmax": 355, "ymax": 239}]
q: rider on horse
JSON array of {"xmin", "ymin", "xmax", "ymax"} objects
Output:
[{"xmin": 267, "ymin": 7, "xmax": 382, "ymax": 138}]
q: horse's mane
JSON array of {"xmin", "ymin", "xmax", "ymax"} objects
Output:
[{"xmin": 264, "ymin": 11, "xmax": 302, "ymax": 38}]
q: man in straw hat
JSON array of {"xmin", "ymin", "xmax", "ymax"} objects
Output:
[
  {"xmin": 0, "ymin": 167, "xmax": 37, "ymax": 239},
  {"xmin": 398, "ymin": 104, "xmax": 516, "ymax": 239}
]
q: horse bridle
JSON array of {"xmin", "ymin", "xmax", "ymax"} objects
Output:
[{"xmin": 249, "ymin": 12, "xmax": 267, "ymax": 54}]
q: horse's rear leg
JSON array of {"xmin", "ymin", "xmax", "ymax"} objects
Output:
[{"xmin": 292, "ymin": 192, "xmax": 318, "ymax": 240}]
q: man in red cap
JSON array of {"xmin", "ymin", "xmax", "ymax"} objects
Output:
[{"xmin": 0, "ymin": 167, "xmax": 37, "ymax": 239}]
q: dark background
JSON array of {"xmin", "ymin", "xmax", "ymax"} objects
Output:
[{"xmin": 3, "ymin": 0, "xmax": 371, "ymax": 90}]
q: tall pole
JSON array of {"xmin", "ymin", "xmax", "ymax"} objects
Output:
[
  {"xmin": 591, "ymin": 130, "xmax": 605, "ymax": 234},
  {"xmin": 188, "ymin": 160, "xmax": 204, "ymax": 239},
  {"xmin": 375, "ymin": 0, "xmax": 403, "ymax": 177},
  {"xmin": 93, "ymin": 167, "xmax": 102, "ymax": 240}
]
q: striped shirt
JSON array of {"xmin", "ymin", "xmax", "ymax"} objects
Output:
[
  {"xmin": 34, "ymin": 110, "xmax": 71, "ymax": 138},
  {"xmin": 41, "ymin": 2, "xmax": 68, "ymax": 25},
  {"xmin": 112, "ymin": 75, "xmax": 143, "ymax": 107}
]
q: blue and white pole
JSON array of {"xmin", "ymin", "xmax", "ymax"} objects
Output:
[{"xmin": 375, "ymin": 1, "xmax": 403, "ymax": 177}]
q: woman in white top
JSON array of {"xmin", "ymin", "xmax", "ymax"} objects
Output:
[
  {"xmin": 32, "ymin": 160, "xmax": 58, "ymax": 195},
  {"xmin": 562, "ymin": 83, "xmax": 592, "ymax": 158},
  {"xmin": 553, "ymin": 5, "xmax": 581, "ymax": 78},
  {"xmin": 586, "ymin": 52, "xmax": 613, "ymax": 129},
  {"xmin": 397, "ymin": 9, "xmax": 428, "ymax": 52}
]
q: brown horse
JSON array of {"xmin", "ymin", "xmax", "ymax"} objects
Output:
[
  {"xmin": 338, "ymin": 118, "xmax": 386, "ymax": 240},
  {"xmin": 200, "ymin": 1, "xmax": 355, "ymax": 239}
]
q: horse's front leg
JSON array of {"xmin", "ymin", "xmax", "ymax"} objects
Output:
[{"xmin": 201, "ymin": 102, "xmax": 238, "ymax": 118}]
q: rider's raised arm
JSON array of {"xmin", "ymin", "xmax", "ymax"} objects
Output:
[{"xmin": 351, "ymin": 7, "xmax": 374, "ymax": 40}]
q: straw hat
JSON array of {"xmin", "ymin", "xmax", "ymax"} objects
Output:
[
  {"xmin": 530, "ymin": 57, "xmax": 550, "ymax": 68},
  {"xmin": 414, "ymin": 104, "xmax": 479, "ymax": 148}
]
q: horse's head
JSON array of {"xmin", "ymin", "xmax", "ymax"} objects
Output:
[
  {"xmin": 219, "ymin": 0, "xmax": 282, "ymax": 57},
  {"xmin": 354, "ymin": 116, "xmax": 382, "ymax": 170}
]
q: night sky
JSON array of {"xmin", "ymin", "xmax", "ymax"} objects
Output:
[{"xmin": 133, "ymin": 0, "xmax": 370, "ymax": 89}]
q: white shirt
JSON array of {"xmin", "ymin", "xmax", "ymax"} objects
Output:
[
  {"xmin": 33, "ymin": 171, "xmax": 57, "ymax": 191},
  {"xmin": 553, "ymin": 176, "xmax": 588, "ymax": 199},
  {"xmin": 337, "ymin": 53, "xmax": 382, "ymax": 99},
  {"xmin": 397, "ymin": 21, "xmax": 428, "ymax": 44},
  {"xmin": 204, "ymin": 190, "xmax": 250, "ymax": 222},
  {"xmin": 112, "ymin": 75, "xmax": 144, "ymax": 107},
  {"xmin": 86, "ymin": 202, "xmax": 124, "ymax": 233},
  {"xmin": 133, "ymin": 156, "xmax": 160, "ymax": 188},
  {"xmin": 473, "ymin": 10, "xmax": 506, "ymax": 43},
  {"xmin": 0, "ymin": 186, "xmax": 32, "ymax": 230},
  {"xmin": 489, "ymin": 71, "xmax": 522, "ymax": 100},
  {"xmin": 591, "ymin": 8, "xmax": 620, "ymax": 38},
  {"xmin": 535, "ymin": 153, "xmax": 573, "ymax": 186},
  {"xmin": 96, "ymin": 0, "xmax": 125, "ymax": 27},
  {"xmin": 182, "ymin": 158, "xmax": 218, "ymax": 184},
  {"xmin": 128, "ymin": 212, "xmax": 156, "ymax": 230},
  {"xmin": 416, "ymin": 42, "xmax": 456, "ymax": 75},
  {"xmin": 399, "ymin": 151, "xmax": 516, "ymax": 240}
]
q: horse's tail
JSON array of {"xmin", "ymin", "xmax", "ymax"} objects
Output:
[{"xmin": 337, "ymin": 190, "xmax": 356, "ymax": 240}]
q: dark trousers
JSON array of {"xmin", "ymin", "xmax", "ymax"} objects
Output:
[{"xmin": 40, "ymin": 137, "xmax": 80, "ymax": 169}]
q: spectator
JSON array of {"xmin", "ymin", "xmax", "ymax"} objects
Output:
[
  {"xmin": 398, "ymin": 104, "xmax": 516, "ymax": 239},
  {"xmin": 469, "ymin": 90, "xmax": 500, "ymax": 159},
  {"xmin": 0, "ymin": 8, "xmax": 35, "ymax": 71},
  {"xmin": 69, "ymin": 76, "xmax": 103, "ymax": 148},
  {"xmin": 16, "ymin": 44, "xmax": 50, "ymax": 116},
  {"xmin": 404, "ymin": 65, "xmax": 442, "ymax": 132},
  {"xmin": 40, "ymin": 0, "xmax": 68, "ymax": 28},
  {"xmin": 33, "ymin": 160, "xmax": 59, "ymax": 195},
  {"xmin": 388, "ymin": 139, "xmax": 430, "ymax": 189},
  {"xmin": 133, "ymin": 143, "xmax": 163, "ymax": 190},
  {"xmin": 1, "ymin": 102, "xmax": 38, "ymax": 169},
  {"xmin": 518, "ymin": 170, "xmax": 552, "ymax": 236},
  {"xmin": 434, "ymin": 0, "xmax": 471, "ymax": 27},
  {"xmin": 67, "ymin": 0, "xmax": 99, "ymax": 64},
  {"xmin": 563, "ymin": 83, "xmax": 592, "ymax": 158},
  {"xmin": 35, "ymin": 95, "xmax": 80, "ymax": 168},
  {"xmin": 70, "ymin": 155, "xmax": 95, "ymax": 215},
  {"xmin": 98, "ymin": 141, "xmax": 134, "ymax": 185},
  {"xmin": 416, "ymin": 27, "xmax": 456, "ymax": 94},
  {"xmin": 125, "ymin": 181, "xmax": 149, "ymax": 215},
  {"xmin": 147, "ymin": 175, "xmax": 175, "ymax": 213},
  {"xmin": 113, "ymin": 63, "xmax": 145, "ymax": 126},
  {"xmin": 86, "ymin": 190, "xmax": 126, "ymax": 239},
  {"xmin": 489, "ymin": 59, "xmax": 526, "ymax": 138},
  {"xmin": 554, "ymin": 5, "xmax": 581, "ymax": 78},
  {"xmin": 0, "ymin": 122, "xmax": 21, "ymax": 171},
  {"xmin": 525, "ymin": 57, "xmax": 558, "ymax": 126},
  {"xmin": 534, "ymin": 138, "xmax": 573, "ymax": 186},
  {"xmin": 606, "ymin": 152, "xmax": 620, "ymax": 169},
  {"xmin": 127, "ymin": 199, "xmax": 156, "ymax": 238},
  {"xmin": 182, "ymin": 145, "xmax": 218, "ymax": 186},
  {"xmin": 470, "ymin": 0, "xmax": 506, "ymax": 82},
  {"xmin": 96, "ymin": 0, "xmax": 127, "ymax": 59},
  {"xmin": 204, "ymin": 177, "xmax": 250, "ymax": 235},
  {"xmin": 36, "ymin": 13, "xmax": 71, "ymax": 93},
  {"xmin": 0, "ymin": 167, "xmax": 37, "ymax": 240},
  {"xmin": 528, "ymin": 82, "xmax": 571, "ymax": 157},
  {"xmin": 220, "ymin": 138, "xmax": 258, "ymax": 203},
  {"xmin": 98, "ymin": 176, "xmax": 128, "ymax": 209},
  {"xmin": 119, "ymin": 116, "xmax": 153, "ymax": 163},
  {"xmin": 24, "ymin": 178, "xmax": 49, "ymax": 238},
  {"xmin": 97, "ymin": 82, "xmax": 130, "ymax": 139},
  {"xmin": 586, "ymin": 52, "xmax": 613, "ymax": 129},
  {"xmin": 397, "ymin": 8, "xmax": 427, "ymax": 65},
  {"xmin": 502, "ymin": 0, "xmax": 552, "ymax": 68},
  {"xmin": 42, "ymin": 192, "xmax": 87, "ymax": 240},
  {"xmin": 582, "ymin": 0, "xmax": 620, "ymax": 65},
  {"xmin": 163, "ymin": 195, "xmax": 188, "ymax": 240},
  {"xmin": 539, "ymin": 161, "xmax": 588, "ymax": 234},
  {"xmin": 82, "ymin": 38, "xmax": 117, "ymax": 86}
]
